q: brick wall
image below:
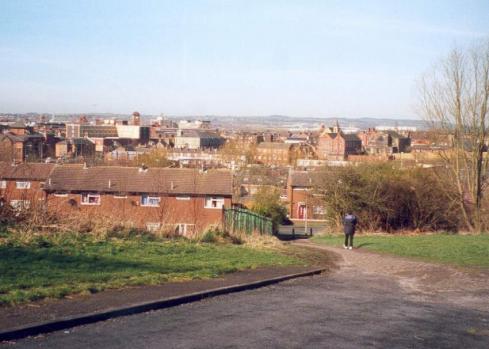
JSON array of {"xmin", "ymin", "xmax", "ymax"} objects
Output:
[{"xmin": 46, "ymin": 192, "xmax": 231, "ymax": 232}]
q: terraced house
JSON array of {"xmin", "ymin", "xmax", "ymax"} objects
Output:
[
  {"xmin": 43, "ymin": 165, "xmax": 233, "ymax": 235},
  {"xmin": 0, "ymin": 162, "xmax": 233, "ymax": 234},
  {"xmin": 0, "ymin": 162, "xmax": 54, "ymax": 210}
]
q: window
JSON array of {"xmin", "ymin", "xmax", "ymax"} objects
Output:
[
  {"xmin": 16, "ymin": 181, "xmax": 31, "ymax": 189},
  {"xmin": 146, "ymin": 223, "xmax": 161, "ymax": 232},
  {"xmin": 54, "ymin": 192, "xmax": 68, "ymax": 197},
  {"xmin": 0, "ymin": 180, "xmax": 6, "ymax": 189},
  {"xmin": 175, "ymin": 223, "xmax": 195, "ymax": 236},
  {"xmin": 81, "ymin": 193, "xmax": 101, "ymax": 205},
  {"xmin": 113, "ymin": 193, "xmax": 127, "ymax": 199},
  {"xmin": 204, "ymin": 196, "xmax": 225, "ymax": 209},
  {"xmin": 10, "ymin": 200, "xmax": 30, "ymax": 210},
  {"xmin": 141, "ymin": 194, "xmax": 160, "ymax": 207},
  {"xmin": 176, "ymin": 195, "xmax": 190, "ymax": 201}
]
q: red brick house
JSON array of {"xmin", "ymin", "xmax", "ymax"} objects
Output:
[
  {"xmin": 0, "ymin": 162, "xmax": 55, "ymax": 210},
  {"xmin": 286, "ymin": 170, "xmax": 325, "ymax": 221},
  {"xmin": 317, "ymin": 123, "xmax": 361, "ymax": 160},
  {"xmin": 43, "ymin": 165, "xmax": 233, "ymax": 235},
  {"xmin": 358, "ymin": 128, "xmax": 411, "ymax": 155},
  {"xmin": 0, "ymin": 122, "xmax": 45, "ymax": 163}
]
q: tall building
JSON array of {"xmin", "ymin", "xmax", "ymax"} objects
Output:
[{"xmin": 131, "ymin": 111, "xmax": 141, "ymax": 126}]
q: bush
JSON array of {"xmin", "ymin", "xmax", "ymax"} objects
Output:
[
  {"xmin": 200, "ymin": 229, "xmax": 219, "ymax": 243},
  {"xmin": 250, "ymin": 186, "xmax": 288, "ymax": 231},
  {"xmin": 314, "ymin": 164, "xmax": 462, "ymax": 232}
]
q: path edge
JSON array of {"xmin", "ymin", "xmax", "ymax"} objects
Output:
[{"xmin": 0, "ymin": 268, "xmax": 325, "ymax": 342}]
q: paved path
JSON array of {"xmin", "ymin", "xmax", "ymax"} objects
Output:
[{"xmin": 4, "ymin": 243, "xmax": 489, "ymax": 348}]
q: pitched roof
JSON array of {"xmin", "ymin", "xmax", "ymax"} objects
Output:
[
  {"xmin": 10, "ymin": 120, "xmax": 27, "ymax": 129},
  {"xmin": 44, "ymin": 166, "xmax": 233, "ymax": 196},
  {"xmin": 342, "ymin": 133, "xmax": 361, "ymax": 142},
  {"xmin": 256, "ymin": 142, "xmax": 291, "ymax": 150},
  {"xmin": 385, "ymin": 130, "xmax": 403, "ymax": 139},
  {"xmin": 0, "ymin": 133, "xmax": 43, "ymax": 143},
  {"xmin": 288, "ymin": 170, "xmax": 322, "ymax": 187},
  {"xmin": 0, "ymin": 162, "xmax": 55, "ymax": 181},
  {"xmin": 178, "ymin": 129, "xmax": 224, "ymax": 139}
]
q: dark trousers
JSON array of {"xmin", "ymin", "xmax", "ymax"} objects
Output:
[{"xmin": 344, "ymin": 234, "xmax": 354, "ymax": 247}]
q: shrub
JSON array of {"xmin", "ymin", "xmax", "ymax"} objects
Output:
[
  {"xmin": 200, "ymin": 230, "xmax": 218, "ymax": 243},
  {"xmin": 314, "ymin": 164, "xmax": 462, "ymax": 232},
  {"xmin": 250, "ymin": 186, "xmax": 288, "ymax": 231}
]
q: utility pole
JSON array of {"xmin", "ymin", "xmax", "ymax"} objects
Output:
[{"xmin": 304, "ymin": 177, "xmax": 312, "ymax": 235}]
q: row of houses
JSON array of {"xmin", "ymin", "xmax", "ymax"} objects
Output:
[
  {"xmin": 0, "ymin": 162, "xmax": 232, "ymax": 235},
  {"xmin": 0, "ymin": 161, "xmax": 330, "ymax": 233}
]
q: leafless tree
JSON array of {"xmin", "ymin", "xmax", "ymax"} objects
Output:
[{"xmin": 419, "ymin": 40, "xmax": 489, "ymax": 231}]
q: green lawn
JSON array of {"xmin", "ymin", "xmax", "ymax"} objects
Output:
[
  {"xmin": 312, "ymin": 234, "xmax": 489, "ymax": 268},
  {"xmin": 0, "ymin": 235, "xmax": 302, "ymax": 306}
]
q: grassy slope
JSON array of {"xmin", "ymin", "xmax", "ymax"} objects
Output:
[
  {"xmin": 312, "ymin": 234, "xmax": 489, "ymax": 268},
  {"xmin": 0, "ymin": 237, "xmax": 302, "ymax": 306}
]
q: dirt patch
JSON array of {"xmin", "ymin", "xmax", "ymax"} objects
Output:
[{"xmin": 294, "ymin": 240, "xmax": 489, "ymax": 312}]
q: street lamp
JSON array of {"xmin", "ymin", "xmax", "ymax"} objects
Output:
[{"xmin": 305, "ymin": 177, "xmax": 312, "ymax": 235}]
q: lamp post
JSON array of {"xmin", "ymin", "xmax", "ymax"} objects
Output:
[{"xmin": 305, "ymin": 177, "xmax": 312, "ymax": 235}]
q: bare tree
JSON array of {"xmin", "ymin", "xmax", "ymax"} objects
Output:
[{"xmin": 419, "ymin": 40, "xmax": 489, "ymax": 231}]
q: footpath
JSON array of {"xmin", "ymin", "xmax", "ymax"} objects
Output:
[
  {"xmin": 0, "ymin": 245, "xmax": 336, "ymax": 341},
  {"xmin": 294, "ymin": 240, "xmax": 489, "ymax": 312}
]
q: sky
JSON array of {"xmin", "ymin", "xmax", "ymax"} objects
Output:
[{"xmin": 1, "ymin": 0, "xmax": 488, "ymax": 119}]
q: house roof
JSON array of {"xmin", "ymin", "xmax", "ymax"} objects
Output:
[
  {"xmin": 256, "ymin": 142, "xmax": 291, "ymax": 150},
  {"xmin": 385, "ymin": 130, "xmax": 403, "ymax": 139},
  {"xmin": 342, "ymin": 133, "xmax": 361, "ymax": 142},
  {"xmin": 178, "ymin": 130, "xmax": 224, "ymax": 139},
  {"xmin": 0, "ymin": 162, "xmax": 55, "ymax": 181},
  {"xmin": 288, "ymin": 170, "xmax": 322, "ymax": 187},
  {"xmin": 44, "ymin": 166, "xmax": 233, "ymax": 196},
  {"xmin": 0, "ymin": 133, "xmax": 43, "ymax": 143},
  {"xmin": 9, "ymin": 120, "xmax": 27, "ymax": 129}
]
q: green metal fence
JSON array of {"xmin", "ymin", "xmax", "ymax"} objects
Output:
[{"xmin": 223, "ymin": 208, "xmax": 274, "ymax": 235}]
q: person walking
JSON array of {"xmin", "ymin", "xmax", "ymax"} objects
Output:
[{"xmin": 343, "ymin": 212, "xmax": 357, "ymax": 250}]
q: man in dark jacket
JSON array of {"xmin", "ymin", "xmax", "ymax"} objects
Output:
[{"xmin": 343, "ymin": 212, "xmax": 357, "ymax": 250}]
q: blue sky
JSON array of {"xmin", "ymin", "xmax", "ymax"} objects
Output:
[{"xmin": 1, "ymin": 0, "xmax": 488, "ymax": 118}]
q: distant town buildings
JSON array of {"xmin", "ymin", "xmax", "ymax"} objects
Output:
[{"xmin": 0, "ymin": 114, "xmax": 460, "ymax": 229}]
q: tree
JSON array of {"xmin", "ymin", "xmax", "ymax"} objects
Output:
[
  {"xmin": 250, "ymin": 186, "xmax": 288, "ymax": 231},
  {"xmin": 134, "ymin": 149, "xmax": 172, "ymax": 168},
  {"xmin": 419, "ymin": 41, "xmax": 489, "ymax": 231}
]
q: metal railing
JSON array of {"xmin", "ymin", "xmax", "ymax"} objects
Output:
[{"xmin": 223, "ymin": 207, "xmax": 274, "ymax": 235}]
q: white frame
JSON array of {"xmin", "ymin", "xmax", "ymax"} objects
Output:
[
  {"xmin": 81, "ymin": 193, "xmax": 101, "ymax": 205},
  {"xmin": 176, "ymin": 223, "xmax": 195, "ymax": 235},
  {"xmin": 146, "ymin": 222, "xmax": 161, "ymax": 232},
  {"xmin": 176, "ymin": 195, "xmax": 190, "ymax": 201},
  {"xmin": 204, "ymin": 196, "xmax": 225, "ymax": 209},
  {"xmin": 10, "ymin": 200, "xmax": 30, "ymax": 210},
  {"xmin": 0, "ymin": 180, "xmax": 6, "ymax": 189},
  {"xmin": 16, "ymin": 181, "xmax": 31, "ymax": 189},
  {"xmin": 141, "ymin": 194, "xmax": 160, "ymax": 207},
  {"xmin": 54, "ymin": 192, "xmax": 68, "ymax": 197},
  {"xmin": 113, "ymin": 193, "xmax": 128, "ymax": 199}
]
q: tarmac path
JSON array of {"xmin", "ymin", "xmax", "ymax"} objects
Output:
[{"xmin": 3, "ymin": 243, "xmax": 489, "ymax": 349}]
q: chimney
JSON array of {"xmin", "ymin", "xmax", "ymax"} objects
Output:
[{"xmin": 108, "ymin": 179, "xmax": 111, "ymax": 188}]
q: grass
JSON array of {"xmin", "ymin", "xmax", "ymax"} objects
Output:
[
  {"xmin": 0, "ymin": 233, "xmax": 303, "ymax": 306},
  {"xmin": 312, "ymin": 234, "xmax": 489, "ymax": 268}
]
